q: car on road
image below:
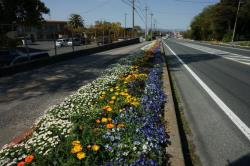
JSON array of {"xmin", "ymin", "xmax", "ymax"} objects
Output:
[
  {"xmin": 67, "ymin": 38, "xmax": 81, "ymax": 46},
  {"xmin": 56, "ymin": 38, "xmax": 68, "ymax": 47}
]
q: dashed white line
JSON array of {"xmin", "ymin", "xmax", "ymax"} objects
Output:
[{"xmin": 162, "ymin": 41, "xmax": 250, "ymax": 142}]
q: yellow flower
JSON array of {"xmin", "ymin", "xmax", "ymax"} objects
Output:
[
  {"xmin": 110, "ymin": 88, "xmax": 114, "ymax": 92},
  {"xmin": 101, "ymin": 118, "xmax": 108, "ymax": 123},
  {"xmin": 111, "ymin": 96, "xmax": 116, "ymax": 100},
  {"xmin": 71, "ymin": 144, "xmax": 83, "ymax": 154},
  {"xmin": 102, "ymin": 91, "xmax": 106, "ymax": 95},
  {"xmin": 72, "ymin": 140, "xmax": 81, "ymax": 146},
  {"xmin": 77, "ymin": 152, "xmax": 86, "ymax": 160},
  {"xmin": 131, "ymin": 102, "xmax": 140, "ymax": 107},
  {"xmin": 92, "ymin": 144, "xmax": 100, "ymax": 152},
  {"xmin": 115, "ymin": 92, "xmax": 119, "ymax": 96}
]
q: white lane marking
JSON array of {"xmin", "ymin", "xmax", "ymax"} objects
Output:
[
  {"xmin": 182, "ymin": 39, "xmax": 250, "ymax": 53},
  {"xmin": 163, "ymin": 41, "xmax": 250, "ymax": 142},
  {"xmin": 178, "ymin": 42, "xmax": 250, "ymax": 66}
]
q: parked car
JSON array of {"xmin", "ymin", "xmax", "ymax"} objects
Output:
[
  {"xmin": 67, "ymin": 38, "xmax": 81, "ymax": 46},
  {"xmin": 0, "ymin": 49, "xmax": 49, "ymax": 67},
  {"xmin": 56, "ymin": 38, "xmax": 68, "ymax": 47}
]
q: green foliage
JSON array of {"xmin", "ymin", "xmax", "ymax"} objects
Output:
[
  {"xmin": 0, "ymin": 0, "xmax": 49, "ymax": 27},
  {"xmin": 68, "ymin": 14, "xmax": 84, "ymax": 29},
  {"xmin": 187, "ymin": 0, "xmax": 250, "ymax": 41}
]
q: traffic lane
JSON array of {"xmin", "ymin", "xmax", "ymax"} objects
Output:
[
  {"xmin": 179, "ymin": 39, "xmax": 250, "ymax": 58},
  {"xmin": 0, "ymin": 42, "xmax": 146, "ymax": 148},
  {"xmin": 163, "ymin": 41, "xmax": 250, "ymax": 165},
  {"xmin": 165, "ymin": 39, "xmax": 250, "ymax": 127}
]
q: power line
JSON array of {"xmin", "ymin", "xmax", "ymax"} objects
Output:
[{"xmin": 174, "ymin": 0, "xmax": 218, "ymax": 4}]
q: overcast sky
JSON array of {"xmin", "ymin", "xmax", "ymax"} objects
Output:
[{"xmin": 42, "ymin": 0, "xmax": 219, "ymax": 30}]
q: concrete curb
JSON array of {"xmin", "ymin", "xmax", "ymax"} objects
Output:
[{"xmin": 161, "ymin": 42, "xmax": 185, "ymax": 166}]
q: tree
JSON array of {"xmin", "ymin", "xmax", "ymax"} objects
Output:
[
  {"xmin": 187, "ymin": 0, "xmax": 250, "ymax": 41},
  {"xmin": 68, "ymin": 14, "xmax": 84, "ymax": 29},
  {"xmin": 0, "ymin": 0, "xmax": 49, "ymax": 27}
]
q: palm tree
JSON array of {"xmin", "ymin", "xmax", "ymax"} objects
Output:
[{"xmin": 68, "ymin": 14, "xmax": 84, "ymax": 29}]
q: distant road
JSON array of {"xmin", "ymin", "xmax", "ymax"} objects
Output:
[
  {"xmin": 0, "ymin": 42, "xmax": 147, "ymax": 148},
  {"xmin": 162, "ymin": 39, "xmax": 250, "ymax": 166}
]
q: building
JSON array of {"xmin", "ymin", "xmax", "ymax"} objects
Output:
[{"xmin": 17, "ymin": 20, "xmax": 68, "ymax": 41}]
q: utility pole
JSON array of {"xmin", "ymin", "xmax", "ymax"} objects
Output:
[
  {"xmin": 145, "ymin": 5, "xmax": 148, "ymax": 40},
  {"xmin": 232, "ymin": 0, "xmax": 241, "ymax": 42},
  {"xmin": 124, "ymin": 13, "xmax": 127, "ymax": 39},
  {"xmin": 132, "ymin": 0, "xmax": 135, "ymax": 38},
  {"xmin": 150, "ymin": 13, "xmax": 153, "ymax": 41}
]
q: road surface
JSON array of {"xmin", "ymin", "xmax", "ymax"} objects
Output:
[
  {"xmin": 0, "ymin": 42, "xmax": 147, "ymax": 148},
  {"xmin": 162, "ymin": 39, "xmax": 250, "ymax": 166}
]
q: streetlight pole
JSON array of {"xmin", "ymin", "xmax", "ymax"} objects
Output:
[
  {"xmin": 232, "ymin": 0, "xmax": 241, "ymax": 42},
  {"xmin": 132, "ymin": 0, "xmax": 135, "ymax": 38}
]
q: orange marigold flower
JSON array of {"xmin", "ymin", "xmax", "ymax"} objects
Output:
[
  {"xmin": 92, "ymin": 144, "xmax": 100, "ymax": 152},
  {"xmin": 102, "ymin": 106, "xmax": 112, "ymax": 112},
  {"xmin": 108, "ymin": 100, "xmax": 114, "ymax": 104},
  {"xmin": 96, "ymin": 119, "xmax": 101, "ymax": 124},
  {"xmin": 106, "ymin": 123, "xmax": 114, "ymax": 129},
  {"xmin": 107, "ymin": 117, "xmax": 112, "ymax": 122},
  {"xmin": 17, "ymin": 161, "xmax": 25, "ymax": 166},
  {"xmin": 25, "ymin": 155, "xmax": 34, "ymax": 163}
]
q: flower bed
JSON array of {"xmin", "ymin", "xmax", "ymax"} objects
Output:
[{"xmin": 0, "ymin": 41, "xmax": 168, "ymax": 166}]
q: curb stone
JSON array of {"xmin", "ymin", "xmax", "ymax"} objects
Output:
[{"xmin": 160, "ymin": 42, "xmax": 185, "ymax": 166}]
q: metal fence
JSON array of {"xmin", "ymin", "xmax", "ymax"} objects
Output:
[{"xmin": 0, "ymin": 23, "xmax": 141, "ymax": 68}]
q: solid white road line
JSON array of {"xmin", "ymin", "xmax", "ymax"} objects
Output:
[{"xmin": 162, "ymin": 41, "xmax": 250, "ymax": 142}]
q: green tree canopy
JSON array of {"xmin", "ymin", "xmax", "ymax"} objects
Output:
[
  {"xmin": 68, "ymin": 14, "xmax": 84, "ymax": 29},
  {"xmin": 187, "ymin": 0, "xmax": 250, "ymax": 41},
  {"xmin": 0, "ymin": 0, "xmax": 49, "ymax": 27}
]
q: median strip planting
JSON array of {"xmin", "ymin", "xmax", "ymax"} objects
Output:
[{"xmin": 0, "ymin": 41, "xmax": 169, "ymax": 166}]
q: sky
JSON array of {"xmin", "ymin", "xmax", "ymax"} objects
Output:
[{"xmin": 41, "ymin": 0, "xmax": 220, "ymax": 30}]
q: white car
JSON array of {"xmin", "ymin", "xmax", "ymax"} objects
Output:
[{"xmin": 56, "ymin": 39, "xmax": 68, "ymax": 47}]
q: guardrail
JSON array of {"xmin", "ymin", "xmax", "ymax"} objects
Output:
[{"xmin": 0, "ymin": 38, "xmax": 140, "ymax": 77}]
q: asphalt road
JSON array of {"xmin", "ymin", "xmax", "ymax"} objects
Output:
[
  {"xmin": 162, "ymin": 39, "xmax": 250, "ymax": 166},
  {"xmin": 0, "ymin": 42, "xmax": 147, "ymax": 148}
]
